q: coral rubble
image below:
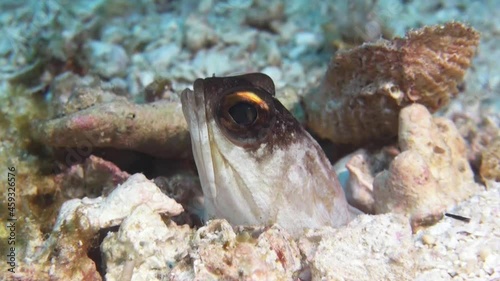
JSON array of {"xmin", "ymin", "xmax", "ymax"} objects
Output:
[
  {"xmin": 305, "ymin": 22, "xmax": 480, "ymax": 146},
  {"xmin": 374, "ymin": 104, "xmax": 481, "ymax": 230},
  {"xmin": 170, "ymin": 220, "xmax": 302, "ymax": 280},
  {"xmin": 22, "ymin": 174, "xmax": 183, "ymax": 280},
  {"xmin": 102, "ymin": 205, "xmax": 193, "ymax": 281},
  {"xmin": 373, "ymin": 150, "xmax": 444, "ymax": 230}
]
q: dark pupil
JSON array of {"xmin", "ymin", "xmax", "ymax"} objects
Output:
[{"xmin": 228, "ymin": 102, "xmax": 257, "ymax": 125}]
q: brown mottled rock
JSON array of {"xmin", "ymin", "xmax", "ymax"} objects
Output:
[
  {"xmin": 452, "ymin": 114, "xmax": 499, "ymax": 172},
  {"xmin": 373, "ymin": 104, "xmax": 481, "ymax": 230},
  {"xmin": 305, "ymin": 22, "xmax": 479, "ymax": 146}
]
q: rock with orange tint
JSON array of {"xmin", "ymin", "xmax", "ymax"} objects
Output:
[{"xmin": 102, "ymin": 205, "xmax": 193, "ymax": 281}]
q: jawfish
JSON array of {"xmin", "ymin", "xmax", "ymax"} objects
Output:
[{"xmin": 181, "ymin": 73, "xmax": 353, "ymax": 236}]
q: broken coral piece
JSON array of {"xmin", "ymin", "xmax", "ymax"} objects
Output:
[
  {"xmin": 27, "ymin": 174, "xmax": 183, "ymax": 280},
  {"xmin": 305, "ymin": 22, "xmax": 480, "ymax": 146},
  {"xmin": 170, "ymin": 220, "xmax": 302, "ymax": 280},
  {"xmin": 51, "ymin": 173, "xmax": 182, "ymax": 234},
  {"xmin": 480, "ymin": 136, "xmax": 500, "ymax": 188},
  {"xmin": 33, "ymin": 97, "xmax": 190, "ymax": 159},
  {"xmin": 398, "ymin": 104, "xmax": 479, "ymax": 204},
  {"xmin": 102, "ymin": 205, "xmax": 193, "ymax": 281},
  {"xmin": 373, "ymin": 104, "xmax": 481, "ymax": 231},
  {"xmin": 373, "ymin": 150, "xmax": 444, "ymax": 231}
]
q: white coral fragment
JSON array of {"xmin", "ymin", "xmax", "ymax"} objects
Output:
[
  {"xmin": 53, "ymin": 173, "xmax": 183, "ymax": 232},
  {"xmin": 102, "ymin": 205, "xmax": 193, "ymax": 281},
  {"xmin": 31, "ymin": 173, "xmax": 183, "ymax": 265}
]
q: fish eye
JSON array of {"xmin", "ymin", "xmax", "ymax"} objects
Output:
[
  {"xmin": 228, "ymin": 102, "xmax": 257, "ymax": 125},
  {"xmin": 216, "ymin": 89, "xmax": 275, "ymax": 147},
  {"xmin": 219, "ymin": 91, "xmax": 269, "ymax": 127}
]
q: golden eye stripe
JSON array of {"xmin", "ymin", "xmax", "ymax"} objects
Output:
[{"xmin": 225, "ymin": 91, "xmax": 269, "ymax": 111}]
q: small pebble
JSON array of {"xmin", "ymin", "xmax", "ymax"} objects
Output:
[
  {"xmin": 445, "ymin": 236, "xmax": 458, "ymax": 250},
  {"xmin": 85, "ymin": 41, "xmax": 129, "ymax": 78},
  {"xmin": 294, "ymin": 32, "xmax": 322, "ymax": 47},
  {"xmin": 483, "ymin": 254, "xmax": 499, "ymax": 275},
  {"xmin": 482, "ymin": 264, "xmax": 494, "ymax": 275},
  {"xmin": 421, "ymin": 234, "xmax": 436, "ymax": 246},
  {"xmin": 478, "ymin": 248, "xmax": 491, "ymax": 261}
]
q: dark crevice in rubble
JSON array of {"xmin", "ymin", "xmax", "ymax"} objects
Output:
[{"xmin": 87, "ymin": 225, "xmax": 120, "ymax": 280}]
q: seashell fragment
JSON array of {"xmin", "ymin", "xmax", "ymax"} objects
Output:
[
  {"xmin": 305, "ymin": 22, "xmax": 480, "ymax": 145},
  {"xmin": 344, "ymin": 150, "xmax": 376, "ymax": 214}
]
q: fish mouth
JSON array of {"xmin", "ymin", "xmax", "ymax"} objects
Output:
[{"xmin": 181, "ymin": 84, "xmax": 217, "ymax": 202}]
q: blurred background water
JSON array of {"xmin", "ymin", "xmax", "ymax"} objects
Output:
[{"xmin": 0, "ymin": 0, "xmax": 498, "ymax": 103}]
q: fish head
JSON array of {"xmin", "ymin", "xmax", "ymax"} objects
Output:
[{"xmin": 181, "ymin": 73, "xmax": 351, "ymax": 235}]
